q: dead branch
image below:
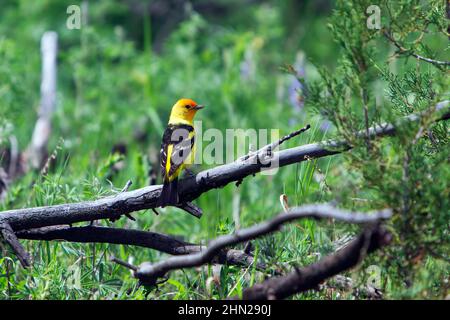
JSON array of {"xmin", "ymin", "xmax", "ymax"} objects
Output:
[
  {"xmin": 133, "ymin": 204, "xmax": 392, "ymax": 285},
  {"xmin": 16, "ymin": 225, "xmax": 264, "ymax": 270},
  {"xmin": 26, "ymin": 31, "xmax": 58, "ymax": 169},
  {"xmin": 17, "ymin": 225, "xmax": 191, "ymax": 254},
  {"xmin": 110, "ymin": 256, "xmax": 138, "ymax": 272},
  {"xmin": 0, "ymin": 168, "xmax": 9, "ymax": 202},
  {"xmin": 175, "ymin": 201, "xmax": 203, "ymax": 218},
  {"xmin": 0, "ymin": 222, "xmax": 31, "ymax": 267},
  {"xmin": 231, "ymin": 226, "xmax": 392, "ymax": 300},
  {"xmin": 0, "ymin": 105, "xmax": 446, "ymax": 238}
]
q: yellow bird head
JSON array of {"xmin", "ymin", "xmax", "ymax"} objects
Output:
[{"xmin": 168, "ymin": 98, "xmax": 204, "ymax": 125}]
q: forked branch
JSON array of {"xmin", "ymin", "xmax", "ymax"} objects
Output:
[
  {"xmin": 133, "ymin": 204, "xmax": 392, "ymax": 285},
  {"xmin": 0, "ymin": 105, "xmax": 446, "ymax": 235},
  {"xmin": 233, "ymin": 226, "xmax": 392, "ymax": 300},
  {"xmin": 16, "ymin": 225, "xmax": 264, "ymax": 270}
]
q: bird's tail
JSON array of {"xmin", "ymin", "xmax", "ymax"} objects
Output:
[{"xmin": 156, "ymin": 178, "xmax": 179, "ymax": 207}]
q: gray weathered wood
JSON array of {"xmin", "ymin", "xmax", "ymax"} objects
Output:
[
  {"xmin": 28, "ymin": 31, "xmax": 58, "ymax": 168},
  {"xmin": 16, "ymin": 225, "xmax": 263, "ymax": 270},
  {"xmin": 0, "ymin": 104, "xmax": 448, "ymax": 232},
  {"xmin": 134, "ymin": 204, "xmax": 392, "ymax": 284}
]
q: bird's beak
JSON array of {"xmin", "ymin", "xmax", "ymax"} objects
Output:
[{"xmin": 193, "ymin": 104, "xmax": 204, "ymax": 110}]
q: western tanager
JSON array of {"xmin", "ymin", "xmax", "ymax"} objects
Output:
[{"xmin": 156, "ymin": 98, "xmax": 204, "ymax": 207}]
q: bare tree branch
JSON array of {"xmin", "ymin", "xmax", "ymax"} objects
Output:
[
  {"xmin": 26, "ymin": 31, "xmax": 58, "ymax": 169},
  {"xmin": 110, "ymin": 255, "xmax": 138, "ymax": 272},
  {"xmin": 16, "ymin": 225, "xmax": 264, "ymax": 270},
  {"xmin": 17, "ymin": 225, "xmax": 191, "ymax": 254},
  {"xmin": 133, "ymin": 204, "xmax": 392, "ymax": 285},
  {"xmin": 0, "ymin": 106, "xmax": 445, "ymax": 237},
  {"xmin": 0, "ymin": 222, "xmax": 31, "ymax": 267},
  {"xmin": 231, "ymin": 226, "xmax": 392, "ymax": 300},
  {"xmin": 120, "ymin": 179, "xmax": 133, "ymax": 192}
]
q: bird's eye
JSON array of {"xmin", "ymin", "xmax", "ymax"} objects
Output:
[{"xmin": 185, "ymin": 105, "xmax": 191, "ymax": 109}]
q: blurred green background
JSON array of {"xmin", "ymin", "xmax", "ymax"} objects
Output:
[{"xmin": 0, "ymin": 0, "xmax": 448, "ymax": 299}]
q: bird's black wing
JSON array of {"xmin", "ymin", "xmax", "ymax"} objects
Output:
[{"xmin": 160, "ymin": 124, "xmax": 195, "ymax": 180}]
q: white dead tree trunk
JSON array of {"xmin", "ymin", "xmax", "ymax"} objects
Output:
[{"xmin": 28, "ymin": 31, "xmax": 58, "ymax": 169}]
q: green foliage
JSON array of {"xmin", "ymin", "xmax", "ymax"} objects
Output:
[{"xmin": 304, "ymin": 0, "xmax": 449, "ymax": 298}]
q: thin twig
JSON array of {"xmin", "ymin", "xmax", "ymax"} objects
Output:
[
  {"xmin": 239, "ymin": 124, "xmax": 311, "ymax": 162},
  {"xmin": 110, "ymin": 256, "xmax": 138, "ymax": 271},
  {"xmin": 384, "ymin": 31, "xmax": 450, "ymax": 67},
  {"xmin": 121, "ymin": 179, "xmax": 133, "ymax": 192}
]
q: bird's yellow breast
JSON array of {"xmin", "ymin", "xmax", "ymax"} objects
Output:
[{"xmin": 164, "ymin": 129, "xmax": 196, "ymax": 182}]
